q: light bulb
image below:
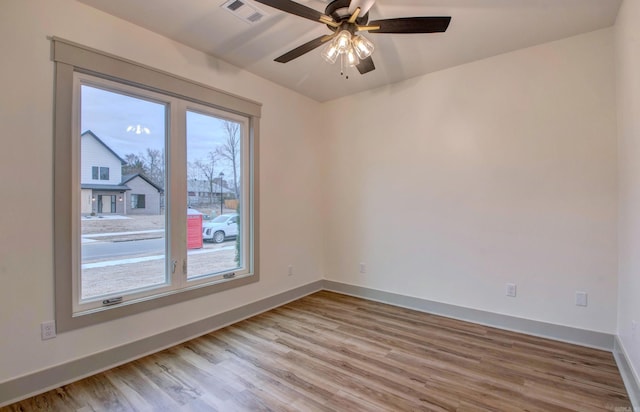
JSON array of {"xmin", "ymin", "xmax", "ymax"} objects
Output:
[
  {"xmin": 321, "ymin": 42, "xmax": 340, "ymax": 64},
  {"xmin": 335, "ymin": 30, "xmax": 352, "ymax": 54},
  {"xmin": 352, "ymin": 35, "xmax": 374, "ymax": 59},
  {"xmin": 346, "ymin": 46, "xmax": 359, "ymax": 67}
]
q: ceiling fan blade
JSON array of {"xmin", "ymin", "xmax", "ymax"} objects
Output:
[
  {"xmin": 274, "ymin": 35, "xmax": 329, "ymax": 63},
  {"xmin": 368, "ymin": 16, "xmax": 451, "ymax": 34},
  {"xmin": 253, "ymin": 0, "xmax": 330, "ymax": 24},
  {"xmin": 348, "ymin": 0, "xmax": 376, "ymax": 17},
  {"xmin": 356, "ymin": 56, "xmax": 375, "ymax": 74}
]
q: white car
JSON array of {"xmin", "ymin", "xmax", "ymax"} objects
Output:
[{"xmin": 202, "ymin": 213, "xmax": 238, "ymax": 243}]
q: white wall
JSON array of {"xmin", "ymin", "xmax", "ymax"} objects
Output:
[
  {"xmin": 615, "ymin": 0, "xmax": 640, "ymax": 383},
  {"xmin": 0, "ymin": 0, "xmax": 325, "ymax": 383},
  {"xmin": 323, "ymin": 29, "xmax": 618, "ymax": 333}
]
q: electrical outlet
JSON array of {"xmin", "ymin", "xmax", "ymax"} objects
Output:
[
  {"xmin": 41, "ymin": 321, "xmax": 56, "ymax": 340},
  {"xmin": 506, "ymin": 283, "xmax": 517, "ymax": 297},
  {"xmin": 359, "ymin": 262, "xmax": 366, "ymax": 273},
  {"xmin": 288, "ymin": 265, "xmax": 293, "ymax": 276},
  {"xmin": 575, "ymin": 291, "xmax": 588, "ymax": 307}
]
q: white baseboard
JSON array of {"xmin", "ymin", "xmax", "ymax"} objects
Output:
[
  {"xmin": 323, "ymin": 280, "xmax": 615, "ymax": 350},
  {"xmin": 614, "ymin": 336, "xmax": 640, "ymax": 411}
]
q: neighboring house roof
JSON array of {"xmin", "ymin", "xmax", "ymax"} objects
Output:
[
  {"xmin": 81, "ymin": 184, "xmax": 130, "ymax": 191},
  {"xmin": 81, "ymin": 130, "xmax": 127, "ymax": 165},
  {"xmin": 122, "ymin": 173, "xmax": 164, "ymax": 193}
]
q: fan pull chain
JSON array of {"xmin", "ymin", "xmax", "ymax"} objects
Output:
[{"xmin": 339, "ymin": 54, "xmax": 349, "ymax": 79}]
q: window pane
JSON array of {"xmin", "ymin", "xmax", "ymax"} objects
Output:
[
  {"xmin": 80, "ymin": 84, "xmax": 167, "ymax": 301},
  {"xmin": 130, "ymin": 194, "xmax": 146, "ymax": 209},
  {"xmin": 186, "ymin": 110, "xmax": 242, "ymax": 279}
]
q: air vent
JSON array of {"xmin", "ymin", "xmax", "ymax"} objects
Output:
[
  {"xmin": 222, "ymin": 0, "xmax": 267, "ymax": 24},
  {"xmin": 227, "ymin": 0, "xmax": 244, "ymax": 11}
]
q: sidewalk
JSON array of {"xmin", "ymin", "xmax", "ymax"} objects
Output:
[
  {"xmin": 82, "ymin": 245, "xmax": 235, "ymax": 269},
  {"xmin": 83, "ymin": 229, "xmax": 164, "ymax": 238},
  {"xmin": 81, "ymin": 244, "xmax": 237, "ymax": 299},
  {"xmin": 82, "ymin": 229, "xmax": 165, "ymax": 244}
]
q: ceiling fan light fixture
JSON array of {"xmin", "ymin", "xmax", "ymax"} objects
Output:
[
  {"xmin": 335, "ymin": 30, "xmax": 352, "ymax": 53},
  {"xmin": 345, "ymin": 47, "xmax": 360, "ymax": 67},
  {"xmin": 321, "ymin": 42, "xmax": 340, "ymax": 64},
  {"xmin": 352, "ymin": 34, "xmax": 374, "ymax": 59},
  {"xmin": 255, "ymin": 0, "xmax": 452, "ymax": 78},
  {"xmin": 126, "ymin": 124, "xmax": 151, "ymax": 135}
]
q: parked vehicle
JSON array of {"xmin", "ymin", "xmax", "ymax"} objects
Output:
[{"xmin": 202, "ymin": 213, "xmax": 238, "ymax": 243}]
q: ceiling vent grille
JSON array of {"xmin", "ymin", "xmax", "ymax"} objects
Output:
[{"xmin": 221, "ymin": 0, "xmax": 267, "ymax": 24}]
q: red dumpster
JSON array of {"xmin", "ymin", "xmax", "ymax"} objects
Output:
[{"xmin": 187, "ymin": 208, "xmax": 203, "ymax": 249}]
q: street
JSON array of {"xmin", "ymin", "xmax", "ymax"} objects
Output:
[
  {"xmin": 83, "ymin": 238, "xmax": 165, "ymax": 260},
  {"xmin": 82, "ymin": 236, "xmax": 233, "ymax": 262}
]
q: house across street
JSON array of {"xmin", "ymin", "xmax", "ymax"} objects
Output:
[{"xmin": 80, "ymin": 130, "xmax": 164, "ymax": 216}]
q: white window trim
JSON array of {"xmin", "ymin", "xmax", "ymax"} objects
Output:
[{"xmin": 53, "ymin": 38, "xmax": 260, "ymax": 332}]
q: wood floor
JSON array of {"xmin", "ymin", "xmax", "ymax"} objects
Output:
[{"xmin": 3, "ymin": 291, "xmax": 632, "ymax": 411}]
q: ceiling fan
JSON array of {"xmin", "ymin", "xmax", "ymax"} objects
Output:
[{"xmin": 253, "ymin": 0, "xmax": 451, "ymax": 75}]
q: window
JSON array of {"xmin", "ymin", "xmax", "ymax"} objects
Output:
[
  {"xmin": 53, "ymin": 38, "xmax": 260, "ymax": 331},
  {"xmin": 130, "ymin": 194, "xmax": 146, "ymax": 209},
  {"xmin": 91, "ymin": 166, "xmax": 109, "ymax": 180}
]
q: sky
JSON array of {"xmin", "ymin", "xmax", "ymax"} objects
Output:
[{"xmin": 81, "ymin": 85, "xmax": 235, "ymax": 172}]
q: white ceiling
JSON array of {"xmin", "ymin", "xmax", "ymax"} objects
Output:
[{"xmin": 77, "ymin": 0, "xmax": 621, "ymax": 102}]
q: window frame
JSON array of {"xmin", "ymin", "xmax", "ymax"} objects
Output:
[{"xmin": 53, "ymin": 38, "xmax": 260, "ymax": 332}]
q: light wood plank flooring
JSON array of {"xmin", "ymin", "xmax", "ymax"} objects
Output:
[{"xmin": 3, "ymin": 291, "xmax": 632, "ymax": 411}]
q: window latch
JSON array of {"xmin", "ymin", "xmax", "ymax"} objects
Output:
[
  {"xmin": 171, "ymin": 259, "xmax": 177, "ymax": 274},
  {"xmin": 223, "ymin": 272, "xmax": 236, "ymax": 279},
  {"xmin": 102, "ymin": 297, "xmax": 123, "ymax": 306}
]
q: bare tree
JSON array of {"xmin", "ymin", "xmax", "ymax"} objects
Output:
[
  {"xmin": 187, "ymin": 161, "xmax": 202, "ymax": 206},
  {"xmin": 216, "ymin": 121, "xmax": 240, "ymax": 198},
  {"xmin": 194, "ymin": 151, "xmax": 218, "ymax": 205},
  {"xmin": 122, "ymin": 149, "xmax": 165, "ymax": 188},
  {"xmin": 122, "ymin": 153, "xmax": 145, "ymax": 175},
  {"xmin": 145, "ymin": 148, "xmax": 164, "ymax": 188}
]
